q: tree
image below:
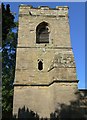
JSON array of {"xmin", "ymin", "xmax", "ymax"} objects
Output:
[{"xmin": 2, "ymin": 3, "xmax": 17, "ymax": 118}]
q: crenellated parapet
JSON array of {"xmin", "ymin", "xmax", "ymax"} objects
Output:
[{"xmin": 19, "ymin": 5, "xmax": 69, "ymax": 18}]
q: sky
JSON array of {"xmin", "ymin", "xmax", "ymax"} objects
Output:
[{"xmin": 4, "ymin": 2, "xmax": 85, "ymax": 89}]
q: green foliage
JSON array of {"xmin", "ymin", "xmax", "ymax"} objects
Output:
[
  {"xmin": 2, "ymin": 3, "xmax": 17, "ymax": 118},
  {"xmin": 2, "ymin": 3, "xmax": 15, "ymax": 43}
]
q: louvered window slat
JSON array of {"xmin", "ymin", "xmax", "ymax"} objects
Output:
[{"xmin": 36, "ymin": 22, "xmax": 49, "ymax": 43}]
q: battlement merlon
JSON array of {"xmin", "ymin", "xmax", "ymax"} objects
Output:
[{"xmin": 19, "ymin": 5, "xmax": 69, "ymax": 17}]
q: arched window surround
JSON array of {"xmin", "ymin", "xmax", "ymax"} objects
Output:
[{"xmin": 36, "ymin": 21, "xmax": 50, "ymax": 44}]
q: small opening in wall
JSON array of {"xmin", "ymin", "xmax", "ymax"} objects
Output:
[{"xmin": 38, "ymin": 61, "xmax": 43, "ymax": 70}]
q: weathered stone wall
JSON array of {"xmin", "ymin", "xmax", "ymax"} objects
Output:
[
  {"xmin": 13, "ymin": 5, "xmax": 78, "ymax": 118},
  {"xmin": 13, "ymin": 82, "xmax": 78, "ymax": 118},
  {"xmin": 15, "ymin": 48, "xmax": 77, "ymax": 85}
]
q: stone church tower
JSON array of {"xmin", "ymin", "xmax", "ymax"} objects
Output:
[{"xmin": 13, "ymin": 5, "xmax": 78, "ymax": 118}]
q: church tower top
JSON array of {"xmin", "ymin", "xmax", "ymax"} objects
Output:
[{"xmin": 19, "ymin": 5, "xmax": 69, "ymax": 18}]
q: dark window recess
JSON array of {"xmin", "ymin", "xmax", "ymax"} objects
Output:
[
  {"xmin": 36, "ymin": 22, "xmax": 49, "ymax": 43},
  {"xmin": 38, "ymin": 61, "xmax": 43, "ymax": 70}
]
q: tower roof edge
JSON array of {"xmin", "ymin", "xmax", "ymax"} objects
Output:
[{"xmin": 19, "ymin": 4, "xmax": 69, "ymax": 10}]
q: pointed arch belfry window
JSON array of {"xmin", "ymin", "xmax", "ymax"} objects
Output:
[{"xmin": 36, "ymin": 22, "xmax": 49, "ymax": 43}]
